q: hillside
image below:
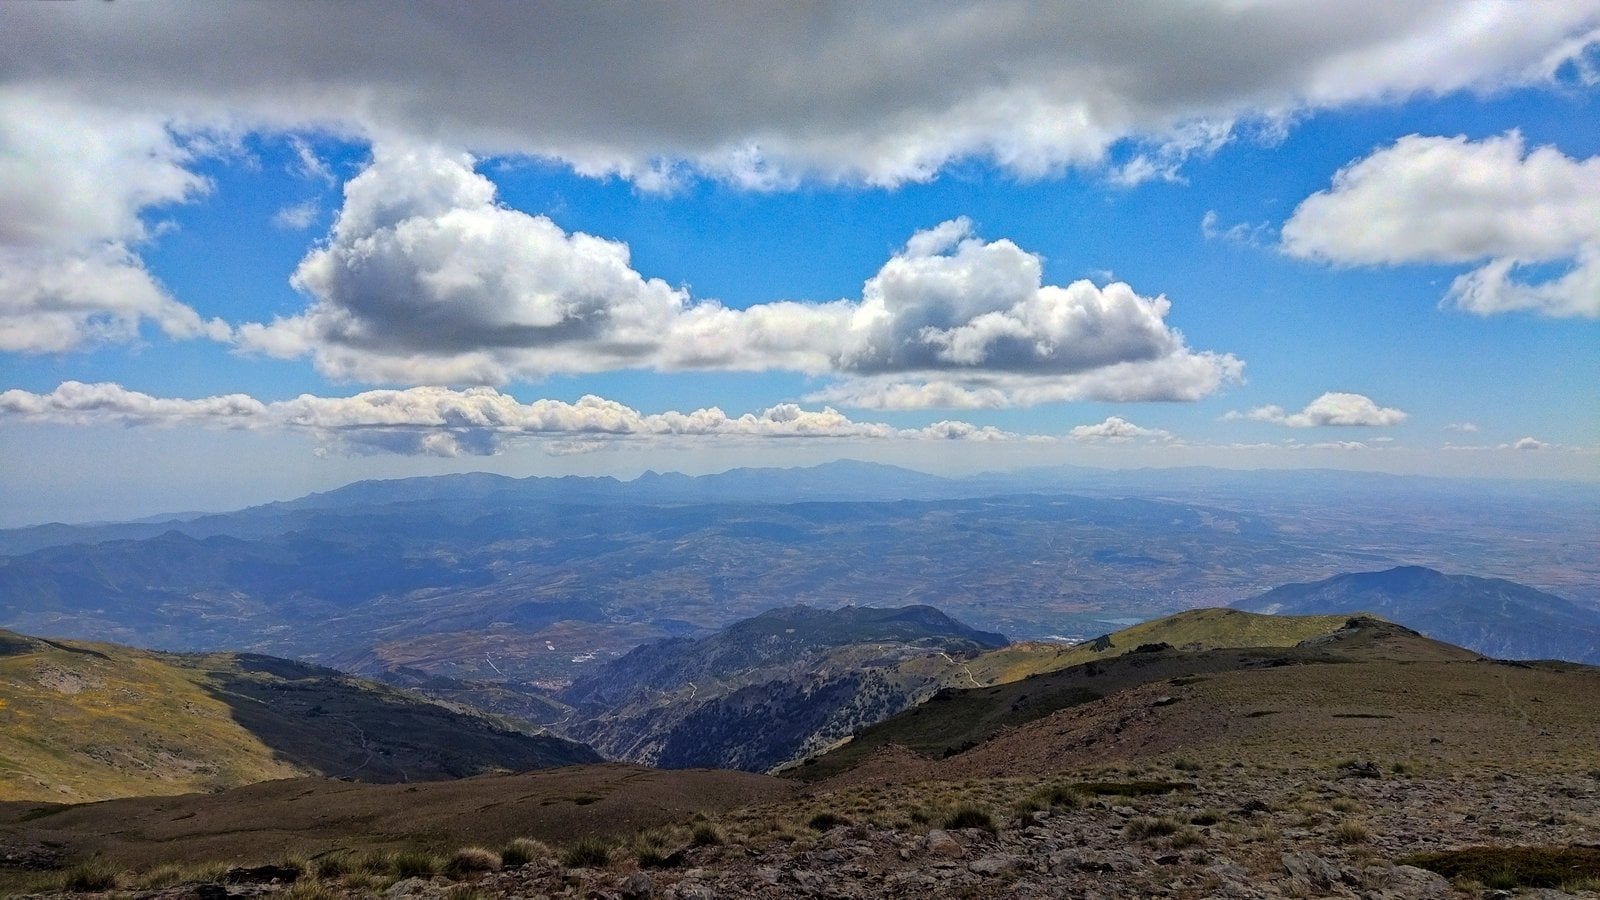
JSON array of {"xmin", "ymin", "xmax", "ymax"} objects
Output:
[
  {"xmin": 561, "ymin": 605, "xmax": 1006, "ymax": 771},
  {"xmin": 942, "ymin": 607, "xmax": 1356, "ymax": 688},
  {"xmin": 5, "ymin": 614, "xmax": 1600, "ymax": 897},
  {"xmin": 790, "ymin": 614, "xmax": 1475, "ymax": 782},
  {"xmin": 0, "ymin": 630, "xmax": 598, "ymax": 804},
  {"xmin": 1234, "ymin": 565, "xmax": 1600, "ymax": 663}
]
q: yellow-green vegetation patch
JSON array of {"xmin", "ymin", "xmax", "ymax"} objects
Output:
[{"xmin": 1400, "ymin": 846, "xmax": 1600, "ymax": 890}]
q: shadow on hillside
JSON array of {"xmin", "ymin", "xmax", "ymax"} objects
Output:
[{"xmin": 200, "ymin": 666, "xmax": 598, "ymax": 784}]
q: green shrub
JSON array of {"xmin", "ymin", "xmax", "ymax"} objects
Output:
[
  {"xmin": 561, "ymin": 838, "xmax": 611, "ymax": 869},
  {"xmin": 941, "ymin": 804, "xmax": 996, "ymax": 833},
  {"xmin": 391, "ymin": 849, "xmax": 444, "ymax": 879},
  {"xmin": 444, "ymin": 846, "xmax": 501, "ymax": 878},
  {"xmin": 1334, "ymin": 820, "xmax": 1369, "ymax": 844},
  {"xmin": 690, "ymin": 823, "xmax": 724, "ymax": 847},
  {"xmin": 1190, "ymin": 808, "xmax": 1222, "ymax": 826},
  {"xmin": 500, "ymin": 837, "xmax": 552, "ymax": 868},
  {"xmin": 808, "ymin": 811, "xmax": 849, "ymax": 831},
  {"xmin": 1127, "ymin": 816, "xmax": 1182, "ymax": 840},
  {"xmin": 60, "ymin": 860, "xmax": 118, "ymax": 892},
  {"xmin": 1032, "ymin": 783, "xmax": 1084, "ymax": 809},
  {"xmin": 312, "ymin": 852, "xmax": 353, "ymax": 879}
]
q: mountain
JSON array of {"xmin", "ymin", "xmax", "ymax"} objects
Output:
[
  {"xmin": 7, "ymin": 612, "xmax": 1600, "ymax": 898},
  {"xmin": 2, "ymin": 466, "xmax": 1593, "ymax": 700},
  {"xmin": 0, "ymin": 629, "xmax": 598, "ymax": 803},
  {"xmin": 949, "ymin": 607, "xmax": 1358, "ymax": 687},
  {"xmin": 1233, "ymin": 565, "xmax": 1600, "ymax": 663},
  {"xmin": 793, "ymin": 612, "xmax": 1596, "ymax": 784},
  {"xmin": 560, "ymin": 605, "xmax": 1007, "ymax": 772},
  {"xmin": 0, "ymin": 461, "xmax": 960, "ymax": 556},
  {"xmin": 790, "ymin": 608, "xmax": 1371, "ymax": 780}
]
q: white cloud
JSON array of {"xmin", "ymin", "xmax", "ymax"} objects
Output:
[
  {"xmin": 1069, "ymin": 416, "xmax": 1173, "ymax": 442},
  {"xmin": 237, "ymin": 152, "xmax": 1240, "ymax": 406},
  {"xmin": 1282, "ymin": 132, "xmax": 1600, "ymax": 317},
  {"xmin": 4, "ymin": 5, "xmax": 1595, "ymax": 360},
  {"xmin": 0, "ymin": 246, "xmax": 232, "ymax": 353},
  {"xmin": 2, "ymin": 4, "xmax": 1596, "ymax": 191},
  {"xmin": 1445, "ymin": 422, "xmax": 1480, "ymax": 432},
  {"xmin": 1200, "ymin": 210, "xmax": 1272, "ymax": 247},
  {"xmin": 0, "ymin": 381, "xmax": 1029, "ymax": 457},
  {"xmin": 1510, "ymin": 436, "xmax": 1550, "ymax": 450},
  {"xmin": 0, "ymin": 380, "xmax": 266, "ymax": 426},
  {"xmin": 288, "ymin": 136, "xmax": 335, "ymax": 184},
  {"xmin": 0, "ymin": 91, "xmax": 228, "ymax": 352},
  {"xmin": 271, "ymin": 200, "xmax": 319, "ymax": 230},
  {"xmin": 1228, "ymin": 392, "xmax": 1408, "ymax": 427}
]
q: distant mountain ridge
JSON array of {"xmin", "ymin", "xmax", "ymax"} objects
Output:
[
  {"xmin": 1233, "ymin": 565, "xmax": 1600, "ymax": 663},
  {"xmin": 0, "ymin": 461, "xmax": 963, "ymax": 555}
]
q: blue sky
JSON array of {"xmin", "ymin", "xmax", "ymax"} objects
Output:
[{"xmin": 1, "ymin": 3, "xmax": 1598, "ymax": 525}]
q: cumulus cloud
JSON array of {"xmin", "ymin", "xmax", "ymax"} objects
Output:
[
  {"xmin": 236, "ymin": 152, "xmax": 1239, "ymax": 406},
  {"xmin": 1227, "ymin": 392, "xmax": 1408, "ymax": 428},
  {"xmin": 0, "ymin": 246, "xmax": 232, "ymax": 353},
  {"xmin": 1509, "ymin": 436, "xmax": 1550, "ymax": 450},
  {"xmin": 1282, "ymin": 132, "xmax": 1600, "ymax": 317},
  {"xmin": 0, "ymin": 381, "xmax": 1032, "ymax": 457},
  {"xmin": 1445, "ymin": 422, "xmax": 1480, "ymax": 433},
  {"xmin": 3, "ymin": 4, "xmax": 1596, "ymax": 191},
  {"xmin": 1069, "ymin": 416, "xmax": 1173, "ymax": 442},
  {"xmin": 0, "ymin": 380, "xmax": 266, "ymax": 426},
  {"xmin": 0, "ymin": 92, "xmax": 229, "ymax": 352},
  {"xmin": 4, "ymin": 4, "xmax": 1595, "ymax": 359}
]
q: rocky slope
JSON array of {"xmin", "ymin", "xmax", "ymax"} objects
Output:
[
  {"xmin": 6, "ymin": 615, "xmax": 1600, "ymax": 897},
  {"xmin": 561, "ymin": 605, "xmax": 1006, "ymax": 771}
]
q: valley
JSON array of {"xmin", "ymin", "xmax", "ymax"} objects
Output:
[{"xmin": 2, "ymin": 465, "xmax": 1598, "ymax": 896}]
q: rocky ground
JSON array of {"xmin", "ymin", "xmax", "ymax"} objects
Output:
[{"xmin": 36, "ymin": 764, "xmax": 1600, "ymax": 899}]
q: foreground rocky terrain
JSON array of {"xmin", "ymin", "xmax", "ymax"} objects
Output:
[
  {"xmin": 19, "ymin": 765, "xmax": 1600, "ymax": 898},
  {"xmin": 6, "ymin": 617, "xmax": 1598, "ymax": 897}
]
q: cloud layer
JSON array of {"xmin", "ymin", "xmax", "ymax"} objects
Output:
[
  {"xmin": 1228, "ymin": 392, "xmax": 1408, "ymax": 428},
  {"xmin": 3, "ymin": 5, "xmax": 1594, "ymax": 354},
  {"xmin": 1283, "ymin": 132, "xmax": 1600, "ymax": 317},
  {"xmin": 0, "ymin": 381, "xmax": 1016, "ymax": 457},
  {"xmin": 5, "ymin": 3, "xmax": 1595, "ymax": 189},
  {"xmin": 235, "ymin": 150, "xmax": 1239, "ymax": 406}
]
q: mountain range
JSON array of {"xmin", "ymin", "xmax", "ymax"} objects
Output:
[
  {"xmin": 2, "ymin": 463, "xmax": 1591, "ymax": 703},
  {"xmin": 5, "ymin": 608, "xmax": 1599, "ymax": 897}
]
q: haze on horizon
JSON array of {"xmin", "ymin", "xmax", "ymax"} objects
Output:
[{"xmin": 2, "ymin": 3, "xmax": 1598, "ymax": 525}]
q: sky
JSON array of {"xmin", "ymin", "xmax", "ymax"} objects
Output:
[{"xmin": 1, "ymin": 2, "xmax": 1598, "ymax": 525}]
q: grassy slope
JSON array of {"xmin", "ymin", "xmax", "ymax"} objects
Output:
[
  {"xmin": 0, "ymin": 631, "xmax": 596, "ymax": 804},
  {"xmin": 792, "ymin": 613, "xmax": 1430, "ymax": 782},
  {"xmin": 0, "ymin": 633, "xmax": 299, "ymax": 802},
  {"xmin": 950, "ymin": 608, "xmax": 1357, "ymax": 687},
  {"xmin": 809, "ymin": 616, "xmax": 1600, "ymax": 789}
]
